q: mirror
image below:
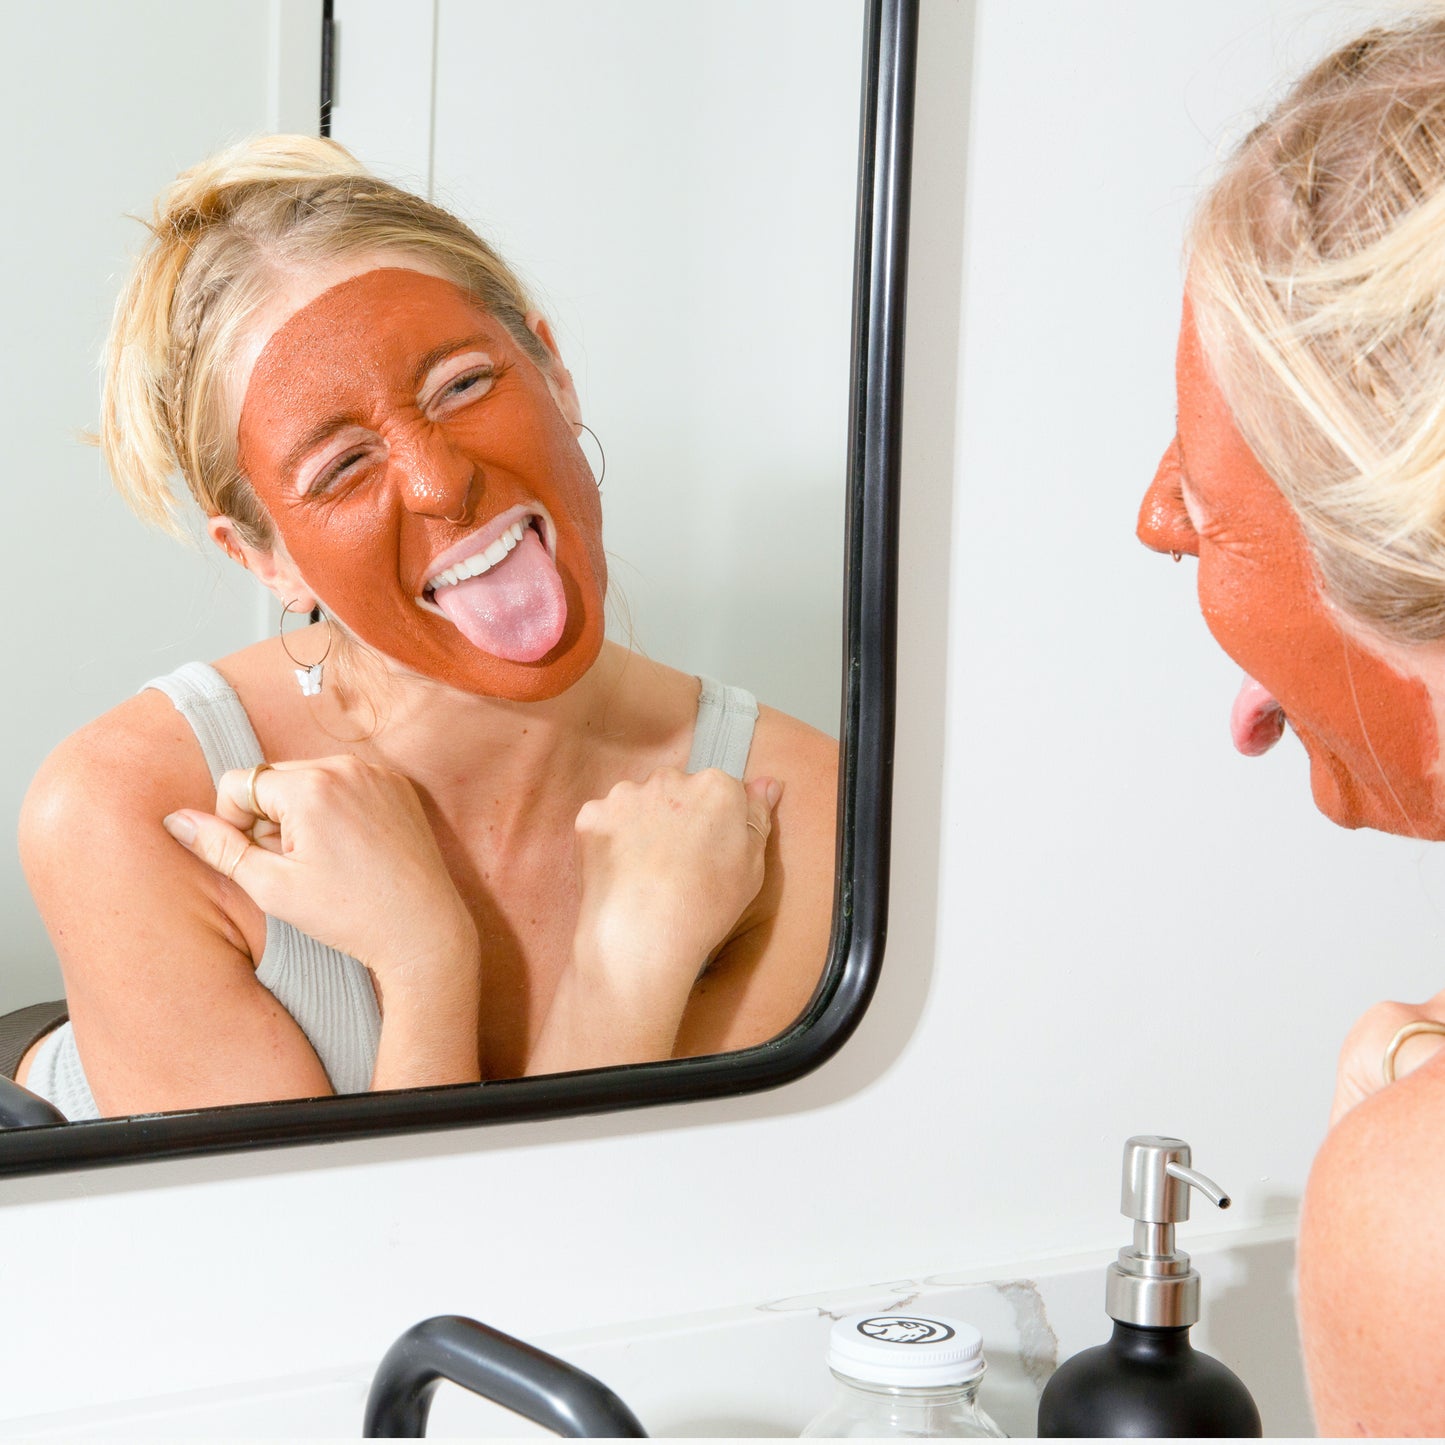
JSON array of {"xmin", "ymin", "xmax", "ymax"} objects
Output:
[{"xmin": 0, "ymin": 0, "xmax": 911, "ymax": 1171}]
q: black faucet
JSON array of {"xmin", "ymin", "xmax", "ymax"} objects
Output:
[
  {"xmin": 363, "ymin": 1314, "xmax": 648, "ymax": 1438},
  {"xmin": 0, "ymin": 1075, "xmax": 66, "ymax": 1128}
]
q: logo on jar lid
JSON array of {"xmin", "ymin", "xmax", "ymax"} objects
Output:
[{"xmin": 855, "ymin": 1316, "xmax": 956, "ymax": 1345}]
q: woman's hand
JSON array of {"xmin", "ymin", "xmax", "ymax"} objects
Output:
[
  {"xmin": 1330, "ymin": 990, "xmax": 1445, "ymax": 1125},
  {"xmin": 573, "ymin": 767, "xmax": 780, "ymax": 991},
  {"xmin": 163, "ymin": 756, "xmax": 475, "ymax": 978},
  {"xmin": 162, "ymin": 756, "xmax": 480, "ymax": 1087},
  {"xmin": 527, "ymin": 767, "xmax": 780, "ymax": 1073}
]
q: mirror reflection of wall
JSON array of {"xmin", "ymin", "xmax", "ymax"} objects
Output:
[
  {"xmin": 330, "ymin": 0, "xmax": 861, "ymax": 733},
  {"xmin": 0, "ymin": 1, "xmax": 316, "ymax": 1015}
]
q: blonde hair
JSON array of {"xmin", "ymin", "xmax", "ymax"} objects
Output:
[
  {"xmin": 1190, "ymin": 9, "xmax": 1445, "ymax": 642},
  {"xmin": 101, "ymin": 134, "xmax": 549, "ymax": 546}
]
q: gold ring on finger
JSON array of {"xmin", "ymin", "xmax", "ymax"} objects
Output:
[
  {"xmin": 223, "ymin": 845, "xmax": 249, "ymax": 882},
  {"xmin": 746, "ymin": 820, "xmax": 768, "ymax": 841},
  {"xmin": 244, "ymin": 762, "xmax": 275, "ymax": 823},
  {"xmin": 1382, "ymin": 1020, "xmax": 1445, "ymax": 1084}
]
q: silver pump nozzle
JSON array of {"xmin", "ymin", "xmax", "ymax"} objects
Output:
[{"xmin": 1105, "ymin": 1136, "xmax": 1231, "ymax": 1329}]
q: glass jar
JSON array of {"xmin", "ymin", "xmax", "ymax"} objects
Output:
[{"xmin": 801, "ymin": 1313, "xmax": 1007, "ymax": 1439}]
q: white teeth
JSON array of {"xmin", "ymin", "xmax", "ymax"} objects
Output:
[{"xmin": 426, "ymin": 519, "xmax": 528, "ymax": 593}]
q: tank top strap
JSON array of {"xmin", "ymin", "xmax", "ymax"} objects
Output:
[
  {"xmin": 137, "ymin": 662, "xmax": 379, "ymax": 1095},
  {"xmin": 687, "ymin": 676, "xmax": 759, "ymax": 780},
  {"xmin": 141, "ymin": 661, "xmax": 265, "ymax": 784}
]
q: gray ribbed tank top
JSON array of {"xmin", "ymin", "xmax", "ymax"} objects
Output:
[{"xmin": 29, "ymin": 664, "xmax": 759, "ymax": 1120}]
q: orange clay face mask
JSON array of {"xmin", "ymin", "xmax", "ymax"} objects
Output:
[
  {"xmin": 1138, "ymin": 297, "xmax": 1445, "ymax": 836},
  {"xmin": 237, "ymin": 268, "xmax": 606, "ymax": 701}
]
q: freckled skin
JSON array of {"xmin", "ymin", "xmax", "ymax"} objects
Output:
[
  {"xmin": 1295, "ymin": 1052, "xmax": 1445, "ymax": 1436},
  {"xmin": 1137, "ymin": 299, "xmax": 1443, "ymax": 836},
  {"xmin": 237, "ymin": 269, "xmax": 607, "ymax": 701}
]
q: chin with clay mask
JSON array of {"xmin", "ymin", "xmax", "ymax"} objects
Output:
[{"xmin": 234, "ymin": 266, "xmax": 607, "ymax": 701}]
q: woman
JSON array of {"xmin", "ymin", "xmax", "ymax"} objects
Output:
[
  {"xmin": 1136, "ymin": 15, "xmax": 1445, "ymax": 1433},
  {"xmin": 15, "ymin": 136, "xmax": 837, "ymax": 1120}
]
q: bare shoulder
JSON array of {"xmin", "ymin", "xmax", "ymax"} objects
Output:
[
  {"xmin": 19, "ymin": 687, "xmax": 256, "ymax": 988},
  {"xmin": 1299, "ymin": 1051, "xmax": 1445, "ymax": 1435},
  {"xmin": 673, "ymin": 703, "xmax": 838, "ymax": 1058},
  {"xmin": 21, "ymin": 690, "xmax": 215, "ymax": 862},
  {"xmin": 749, "ymin": 703, "xmax": 839, "ymax": 788},
  {"xmin": 22, "ymin": 690, "xmax": 216, "ymax": 859},
  {"xmin": 602, "ymin": 647, "xmax": 841, "ymax": 808},
  {"xmin": 748, "ymin": 703, "xmax": 838, "ymax": 872}
]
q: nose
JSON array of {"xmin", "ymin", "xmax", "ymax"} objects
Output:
[
  {"xmin": 1137, "ymin": 437, "xmax": 1198, "ymax": 559},
  {"xmin": 389, "ymin": 423, "xmax": 476, "ymax": 521}
]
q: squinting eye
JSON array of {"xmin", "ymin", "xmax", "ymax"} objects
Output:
[
  {"xmin": 425, "ymin": 360, "xmax": 508, "ymax": 418},
  {"xmin": 443, "ymin": 369, "xmax": 492, "ymax": 400},
  {"xmin": 433, "ymin": 368, "xmax": 493, "ymax": 410},
  {"xmin": 308, "ymin": 447, "xmax": 374, "ymax": 497}
]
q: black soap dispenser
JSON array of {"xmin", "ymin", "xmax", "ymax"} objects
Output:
[{"xmin": 1037, "ymin": 1135, "xmax": 1262, "ymax": 1438}]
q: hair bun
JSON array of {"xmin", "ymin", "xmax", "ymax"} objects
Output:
[{"xmin": 154, "ymin": 135, "xmax": 368, "ymax": 237}]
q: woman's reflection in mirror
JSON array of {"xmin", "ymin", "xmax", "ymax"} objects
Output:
[
  {"xmin": 1136, "ymin": 15, "xmax": 1445, "ymax": 1432},
  {"xmin": 15, "ymin": 137, "xmax": 837, "ymax": 1120}
]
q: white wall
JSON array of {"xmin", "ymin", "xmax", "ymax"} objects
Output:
[{"xmin": 1, "ymin": 0, "xmax": 1431, "ymax": 1436}]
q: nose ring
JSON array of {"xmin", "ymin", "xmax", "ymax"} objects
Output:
[{"xmin": 447, "ymin": 479, "xmax": 473, "ymax": 525}]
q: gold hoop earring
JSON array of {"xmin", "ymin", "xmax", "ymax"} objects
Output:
[
  {"xmin": 576, "ymin": 422, "xmax": 606, "ymax": 490},
  {"xmin": 280, "ymin": 600, "xmax": 334, "ymax": 697},
  {"xmin": 1382, "ymin": 1019, "xmax": 1445, "ymax": 1084}
]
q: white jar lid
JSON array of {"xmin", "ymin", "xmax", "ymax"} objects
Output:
[{"xmin": 827, "ymin": 1313, "xmax": 985, "ymax": 1388}]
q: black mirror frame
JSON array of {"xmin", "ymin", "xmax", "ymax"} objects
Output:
[{"xmin": 0, "ymin": 0, "xmax": 917, "ymax": 1179}]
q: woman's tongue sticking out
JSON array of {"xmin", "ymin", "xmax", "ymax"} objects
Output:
[
  {"xmin": 431, "ymin": 525, "xmax": 567, "ymax": 664},
  {"xmin": 1230, "ymin": 674, "xmax": 1286, "ymax": 758}
]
